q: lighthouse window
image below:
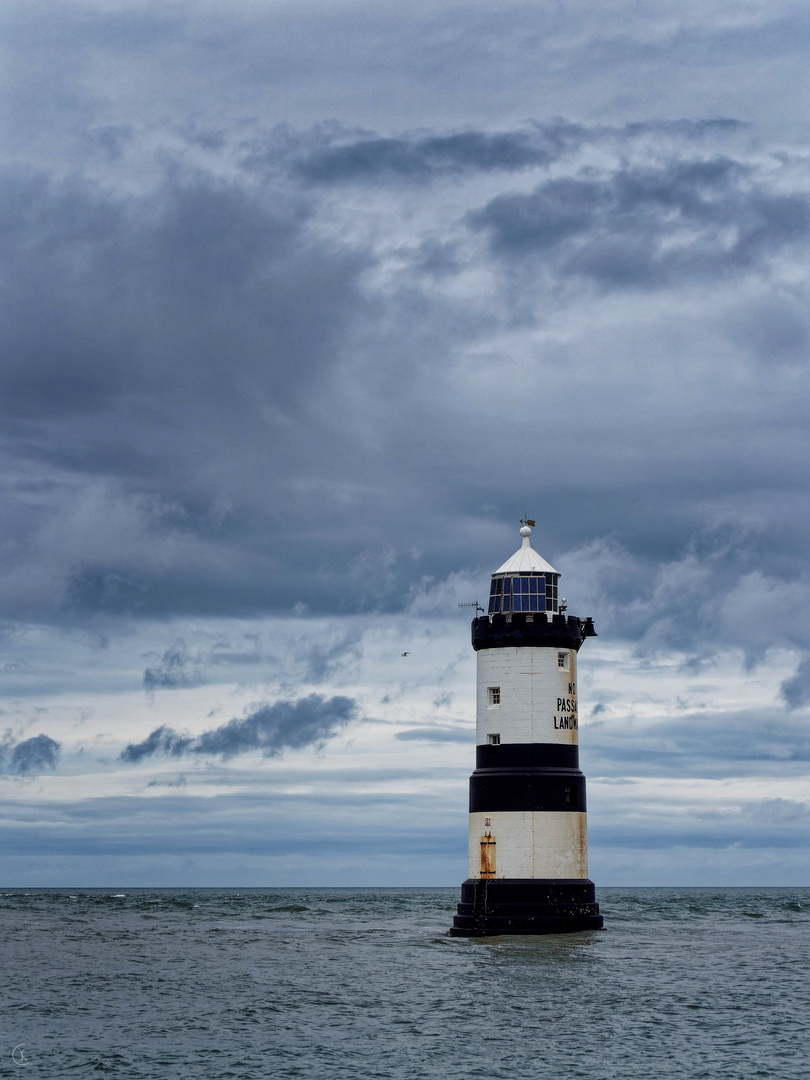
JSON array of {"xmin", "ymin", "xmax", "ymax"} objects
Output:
[
  {"xmin": 487, "ymin": 687, "xmax": 501, "ymax": 706},
  {"xmin": 489, "ymin": 574, "xmax": 554, "ymax": 613},
  {"xmin": 558, "ymin": 652, "xmax": 569, "ymax": 670},
  {"xmin": 487, "ymin": 733, "xmax": 501, "ymax": 745},
  {"xmin": 489, "ymin": 578, "xmax": 507, "ymax": 613},
  {"xmin": 546, "ymin": 578, "xmax": 558, "ymax": 611}
]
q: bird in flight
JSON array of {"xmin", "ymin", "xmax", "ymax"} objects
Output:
[{"xmin": 401, "ymin": 651, "xmax": 410, "ymax": 656}]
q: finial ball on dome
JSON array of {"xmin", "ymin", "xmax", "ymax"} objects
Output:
[{"xmin": 519, "ymin": 525, "xmax": 532, "ymax": 537}]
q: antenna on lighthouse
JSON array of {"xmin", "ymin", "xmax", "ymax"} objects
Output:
[{"xmin": 459, "ymin": 601, "xmax": 485, "ymax": 614}]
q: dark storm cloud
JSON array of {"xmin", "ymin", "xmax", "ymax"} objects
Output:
[
  {"xmin": 469, "ymin": 157, "xmax": 810, "ymax": 288},
  {"xmin": 0, "ymin": 155, "xmax": 371, "ymax": 621},
  {"xmin": 120, "ymin": 694, "xmax": 358, "ymax": 762},
  {"xmin": 2, "ymin": 109, "xmax": 810, "ymax": 658},
  {"xmin": 559, "ymin": 520, "xmax": 810, "ymax": 674},
  {"xmin": 143, "ymin": 643, "xmax": 204, "ymax": 693},
  {"xmin": 0, "ymin": 164, "xmax": 359, "ymax": 423},
  {"xmin": 293, "ymin": 124, "xmax": 587, "ymax": 183},
  {"xmin": 285, "ymin": 118, "xmax": 743, "ymax": 185},
  {"xmin": 0, "ymin": 733, "xmax": 61, "ymax": 775}
]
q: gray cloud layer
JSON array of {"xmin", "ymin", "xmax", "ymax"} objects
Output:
[
  {"xmin": 2, "ymin": 118, "xmax": 809, "ymax": 648},
  {"xmin": 2, "ymin": 0, "xmax": 810, "ymax": 885},
  {"xmin": 120, "ymin": 695, "xmax": 358, "ymax": 762}
]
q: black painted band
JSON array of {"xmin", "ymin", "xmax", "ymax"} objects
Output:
[
  {"xmin": 472, "ymin": 613, "xmax": 595, "ymax": 653},
  {"xmin": 476, "ymin": 743, "xmax": 579, "ymax": 770},
  {"xmin": 460, "ymin": 878, "xmax": 598, "ymax": 905},
  {"xmin": 469, "ymin": 770, "xmax": 586, "ymax": 812},
  {"xmin": 451, "ymin": 878, "xmax": 603, "ymax": 936}
]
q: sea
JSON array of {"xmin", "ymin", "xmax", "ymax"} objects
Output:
[{"xmin": 1, "ymin": 887, "xmax": 808, "ymax": 1079}]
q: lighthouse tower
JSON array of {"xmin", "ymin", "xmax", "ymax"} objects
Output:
[{"xmin": 450, "ymin": 524, "xmax": 603, "ymax": 935}]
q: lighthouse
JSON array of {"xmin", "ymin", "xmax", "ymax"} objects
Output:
[{"xmin": 450, "ymin": 523, "xmax": 603, "ymax": 935}]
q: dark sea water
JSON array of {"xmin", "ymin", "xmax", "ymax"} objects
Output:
[{"xmin": 1, "ymin": 887, "xmax": 808, "ymax": 1079}]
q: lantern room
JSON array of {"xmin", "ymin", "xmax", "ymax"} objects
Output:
[{"xmin": 487, "ymin": 525, "xmax": 560, "ymax": 614}]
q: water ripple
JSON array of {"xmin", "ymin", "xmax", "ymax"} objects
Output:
[{"xmin": 1, "ymin": 887, "xmax": 808, "ymax": 1079}]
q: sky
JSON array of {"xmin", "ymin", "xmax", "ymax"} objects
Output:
[{"xmin": 1, "ymin": 0, "xmax": 809, "ymax": 887}]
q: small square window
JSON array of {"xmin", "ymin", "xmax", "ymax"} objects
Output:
[
  {"xmin": 487, "ymin": 686, "xmax": 501, "ymax": 706},
  {"xmin": 487, "ymin": 733, "xmax": 500, "ymax": 745},
  {"xmin": 557, "ymin": 652, "xmax": 569, "ymax": 670}
]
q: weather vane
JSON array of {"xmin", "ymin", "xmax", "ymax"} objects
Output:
[{"xmin": 520, "ymin": 514, "xmax": 536, "ymax": 527}]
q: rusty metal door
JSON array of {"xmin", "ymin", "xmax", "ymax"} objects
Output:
[{"xmin": 480, "ymin": 832, "xmax": 496, "ymax": 878}]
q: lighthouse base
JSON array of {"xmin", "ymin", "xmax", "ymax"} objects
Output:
[{"xmin": 450, "ymin": 878, "xmax": 603, "ymax": 936}]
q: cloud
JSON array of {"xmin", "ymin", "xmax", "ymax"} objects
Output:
[
  {"xmin": 559, "ymin": 527, "xmax": 810, "ymax": 673},
  {"xmin": 143, "ymin": 642, "xmax": 205, "ymax": 693},
  {"xmin": 1, "ymin": 111, "xmax": 809, "ymax": 638},
  {"xmin": 0, "ymin": 159, "xmax": 371, "ymax": 621},
  {"xmin": 297, "ymin": 627, "xmax": 364, "ymax": 683},
  {"xmin": 3, "ymin": 0, "xmax": 810, "ymax": 887},
  {"xmin": 584, "ymin": 704, "xmax": 810, "ymax": 781},
  {"xmin": 120, "ymin": 694, "xmax": 358, "ymax": 762},
  {"xmin": 469, "ymin": 157, "xmax": 810, "ymax": 289},
  {"xmin": 395, "ymin": 726, "xmax": 471, "ymax": 743},
  {"xmin": 1, "ymin": 733, "xmax": 61, "ymax": 775},
  {"xmin": 267, "ymin": 118, "xmax": 747, "ymax": 187},
  {"xmin": 293, "ymin": 123, "xmax": 589, "ymax": 183},
  {"xmin": 780, "ymin": 659, "xmax": 810, "ymax": 710}
]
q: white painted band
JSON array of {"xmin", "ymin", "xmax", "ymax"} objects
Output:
[
  {"xmin": 468, "ymin": 810, "xmax": 589, "ymax": 880},
  {"xmin": 477, "ymin": 646, "xmax": 578, "ymax": 745}
]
